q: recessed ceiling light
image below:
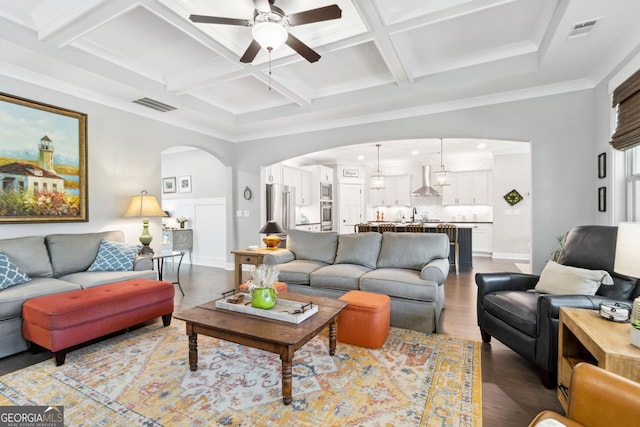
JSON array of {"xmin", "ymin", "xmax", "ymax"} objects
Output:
[
  {"xmin": 357, "ymin": 155, "xmax": 364, "ymax": 160},
  {"xmin": 411, "ymin": 150, "xmax": 419, "ymax": 155},
  {"xmin": 477, "ymin": 143, "xmax": 487, "ymax": 149}
]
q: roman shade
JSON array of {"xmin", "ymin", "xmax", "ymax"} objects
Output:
[{"xmin": 610, "ymin": 68, "xmax": 640, "ymax": 150}]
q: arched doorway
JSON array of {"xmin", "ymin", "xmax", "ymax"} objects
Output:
[{"xmin": 161, "ymin": 146, "xmax": 229, "ymax": 267}]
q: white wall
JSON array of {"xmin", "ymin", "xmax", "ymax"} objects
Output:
[
  {"xmin": 492, "ymin": 153, "xmax": 531, "ymax": 259},
  {"xmin": 594, "ymin": 51, "xmax": 640, "ymax": 225},
  {"xmin": 160, "ymin": 148, "xmax": 230, "ymax": 267},
  {"xmin": 235, "ymin": 90, "xmax": 597, "ymax": 274},
  {"xmin": 5, "ymin": 72, "xmax": 631, "ymax": 274},
  {"xmin": 1, "ymin": 75, "xmax": 234, "ymax": 255},
  {"xmin": 161, "ymin": 147, "xmax": 229, "ymax": 200}
]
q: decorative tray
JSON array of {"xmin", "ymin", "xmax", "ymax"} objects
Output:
[{"xmin": 215, "ymin": 293, "xmax": 318, "ymax": 324}]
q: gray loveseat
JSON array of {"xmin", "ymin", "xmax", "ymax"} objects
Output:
[
  {"xmin": 263, "ymin": 230, "xmax": 450, "ymax": 333},
  {"xmin": 0, "ymin": 230, "xmax": 157, "ymax": 358}
]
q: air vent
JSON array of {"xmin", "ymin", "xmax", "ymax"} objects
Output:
[
  {"xmin": 568, "ymin": 19, "xmax": 599, "ymax": 38},
  {"xmin": 132, "ymin": 97, "xmax": 177, "ymax": 112}
]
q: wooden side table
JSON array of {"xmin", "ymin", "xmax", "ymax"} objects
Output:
[
  {"xmin": 557, "ymin": 307, "xmax": 640, "ymax": 412},
  {"xmin": 231, "ymin": 248, "xmax": 284, "ymax": 290}
]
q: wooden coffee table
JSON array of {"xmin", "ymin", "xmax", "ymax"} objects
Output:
[{"xmin": 173, "ymin": 292, "xmax": 348, "ymax": 405}]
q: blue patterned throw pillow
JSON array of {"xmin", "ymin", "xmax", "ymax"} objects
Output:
[
  {"xmin": 88, "ymin": 240, "xmax": 142, "ymax": 272},
  {"xmin": 0, "ymin": 251, "xmax": 31, "ymax": 290}
]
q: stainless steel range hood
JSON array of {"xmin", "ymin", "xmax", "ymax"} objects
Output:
[{"xmin": 411, "ymin": 165, "xmax": 440, "ymax": 197}]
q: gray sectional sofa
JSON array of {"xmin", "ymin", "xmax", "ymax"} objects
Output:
[
  {"xmin": 0, "ymin": 230, "xmax": 157, "ymax": 358},
  {"xmin": 263, "ymin": 230, "xmax": 450, "ymax": 333}
]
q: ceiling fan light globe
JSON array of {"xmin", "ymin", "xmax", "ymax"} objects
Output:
[{"xmin": 252, "ymin": 22, "xmax": 287, "ymax": 51}]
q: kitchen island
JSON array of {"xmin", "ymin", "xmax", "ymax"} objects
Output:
[{"xmin": 365, "ymin": 223, "xmax": 472, "ymax": 271}]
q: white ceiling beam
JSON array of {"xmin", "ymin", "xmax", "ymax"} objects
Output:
[
  {"xmin": 34, "ymin": 0, "xmax": 137, "ymax": 46},
  {"xmin": 536, "ymin": 0, "xmax": 570, "ymax": 67},
  {"xmin": 351, "ymin": 0, "xmax": 410, "ymax": 86}
]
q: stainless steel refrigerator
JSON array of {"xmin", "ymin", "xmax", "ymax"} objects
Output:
[{"xmin": 266, "ymin": 183, "xmax": 295, "ymax": 233}]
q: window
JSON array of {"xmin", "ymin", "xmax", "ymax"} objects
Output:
[{"xmin": 625, "ymin": 145, "xmax": 640, "ymax": 221}]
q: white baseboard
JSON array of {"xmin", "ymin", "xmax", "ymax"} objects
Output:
[
  {"xmin": 193, "ymin": 255, "xmax": 226, "ymax": 268},
  {"xmin": 472, "ymin": 252, "xmax": 492, "ymax": 258},
  {"xmin": 492, "ymin": 252, "xmax": 530, "ymax": 261}
]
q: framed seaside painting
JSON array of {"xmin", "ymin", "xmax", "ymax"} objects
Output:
[{"xmin": 0, "ymin": 93, "xmax": 88, "ymax": 223}]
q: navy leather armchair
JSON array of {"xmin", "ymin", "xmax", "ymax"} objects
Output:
[{"xmin": 476, "ymin": 225, "xmax": 640, "ymax": 388}]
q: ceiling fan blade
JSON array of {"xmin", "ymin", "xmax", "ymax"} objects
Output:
[
  {"xmin": 287, "ymin": 5, "xmax": 342, "ymax": 26},
  {"xmin": 285, "ymin": 33, "xmax": 321, "ymax": 63},
  {"xmin": 253, "ymin": 0, "xmax": 271, "ymax": 13},
  {"xmin": 189, "ymin": 14, "xmax": 251, "ymax": 26},
  {"xmin": 240, "ymin": 40, "xmax": 262, "ymax": 63}
]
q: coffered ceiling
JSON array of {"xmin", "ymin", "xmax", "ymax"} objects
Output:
[{"xmin": 1, "ymin": 1, "xmax": 640, "ymax": 142}]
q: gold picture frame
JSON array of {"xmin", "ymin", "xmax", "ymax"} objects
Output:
[{"xmin": 0, "ymin": 93, "xmax": 88, "ymax": 223}]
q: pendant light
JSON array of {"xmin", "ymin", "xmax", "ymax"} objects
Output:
[
  {"xmin": 371, "ymin": 144, "xmax": 385, "ymax": 190},
  {"xmin": 433, "ymin": 138, "xmax": 450, "ymax": 187}
]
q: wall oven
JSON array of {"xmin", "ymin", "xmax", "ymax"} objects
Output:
[
  {"xmin": 321, "ymin": 201, "xmax": 333, "ymax": 231},
  {"xmin": 320, "ymin": 182, "xmax": 332, "ymax": 201}
]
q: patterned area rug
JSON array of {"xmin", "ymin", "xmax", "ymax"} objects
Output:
[{"xmin": 0, "ymin": 320, "xmax": 482, "ymax": 426}]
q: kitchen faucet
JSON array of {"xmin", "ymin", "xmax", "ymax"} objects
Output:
[{"xmin": 411, "ymin": 207, "xmax": 417, "ymax": 223}]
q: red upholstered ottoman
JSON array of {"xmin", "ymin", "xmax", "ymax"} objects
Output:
[
  {"xmin": 337, "ymin": 290, "xmax": 390, "ymax": 349},
  {"xmin": 22, "ymin": 278, "xmax": 174, "ymax": 365}
]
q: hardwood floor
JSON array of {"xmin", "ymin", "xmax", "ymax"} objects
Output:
[{"xmin": 0, "ymin": 258, "xmax": 562, "ymax": 426}]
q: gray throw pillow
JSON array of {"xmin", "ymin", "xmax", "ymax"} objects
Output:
[
  {"xmin": 287, "ymin": 230, "xmax": 338, "ymax": 264},
  {"xmin": 335, "ymin": 233, "xmax": 382, "ymax": 269}
]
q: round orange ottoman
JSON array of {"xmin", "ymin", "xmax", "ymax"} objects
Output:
[
  {"xmin": 337, "ymin": 290, "xmax": 390, "ymax": 349},
  {"xmin": 239, "ymin": 281, "xmax": 288, "ymax": 293}
]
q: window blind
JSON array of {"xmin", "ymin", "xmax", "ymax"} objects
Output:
[{"xmin": 611, "ymin": 68, "xmax": 640, "ymax": 150}]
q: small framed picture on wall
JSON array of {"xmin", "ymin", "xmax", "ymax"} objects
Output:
[
  {"xmin": 598, "ymin": 152, "xmax": 606, "ymax": 178},
  {"xmin": 178, "ymin": 175, "xmax": 192, "ymax": 193},
  {"xmin": 598, "ymin": 186, "xmax": 606, "ymax": 212},
  {"xmin": 162, "ymin": 177, "xmax": 176, "ymax": 193}
]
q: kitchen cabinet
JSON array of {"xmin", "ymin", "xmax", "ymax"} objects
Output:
[
  {"xmin": 283, "ymin": 166, "xmax": 311, "ymax": 206},
  {"xmin": 319, "ymin": 166, "xmax": 334, "ymax": 183},
  {"xmin": 265, "ymin": 163, "xmax": 283, "ymax": 184},
  {"xmin": 369, "ymin": 175, "xmax": 411, "ymax": 206},
  {"xmin": 470, "ymin": 224, "xmax": 492, "ymax": 254},
  {"xmin": 442, "ymin": 171, "xmax": 491, "ymax": 205}
]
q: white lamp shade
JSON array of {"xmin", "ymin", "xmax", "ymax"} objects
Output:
[
  {"xmin": 252, "ymin": 22, "xmax": 288, "ymax": 51},
  {"xmin": 124, "ymin": 193, "xmax": 167, "ymax": 218},
  {"xmin": 614, "ymin": 222, "xmax": 640, "ymax": 278}
]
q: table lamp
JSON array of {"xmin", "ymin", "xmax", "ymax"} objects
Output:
[
  {"xmin": 124, "ymin": 190, "xmax": 168, "ymax": 255},
  {"xmin": 259, "ymin": 220, "xmax": 285, "ymax": 249},
  {"xmin": 614, "ymin": 222, "xmax": 640, "ymax": 322}
]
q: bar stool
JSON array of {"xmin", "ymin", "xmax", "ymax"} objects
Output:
[
  {"xmin": 377, "ymin": 223, "xmax": 397, "ymax": 233},
  {"xmin": 405, "ymin": 224, "xmax": 426, "ymax": 232},
  {"xmin": 354, "ymin": 223, "xmax": 372, "ymax": 232},
  {"xmin": 436, "ymin": 223, "xmax": 459, "ymax": 274}
]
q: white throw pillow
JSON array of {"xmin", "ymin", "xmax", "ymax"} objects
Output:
[
  {"xmin": 532, "ymin": 419, "xmax": 567, "ymax": 427},
  {"xmin": 535, "ymin": 260, "xmax": 614, "ymax": 296}
]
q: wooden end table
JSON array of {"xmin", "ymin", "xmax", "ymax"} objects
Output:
[
  {"xmin": 173, "ymin": 292, "xmax": 347, "ymax": 405},
  {"xmin": 557, "ymin": 307, "xmax": 640, "ymax": 411},
  {"xmin": 231, "ymin": 248, "xmax": 285, "ymax": 290}
]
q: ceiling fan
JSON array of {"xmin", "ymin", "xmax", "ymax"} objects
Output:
[{"xmin": 189, "ymin": 0, "xmax": 342, "ymax": 63}]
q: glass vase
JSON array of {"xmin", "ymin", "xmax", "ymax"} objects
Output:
[{"xmin": 251, "ymin": 287, "xmax": 277, "ymax": 310}]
